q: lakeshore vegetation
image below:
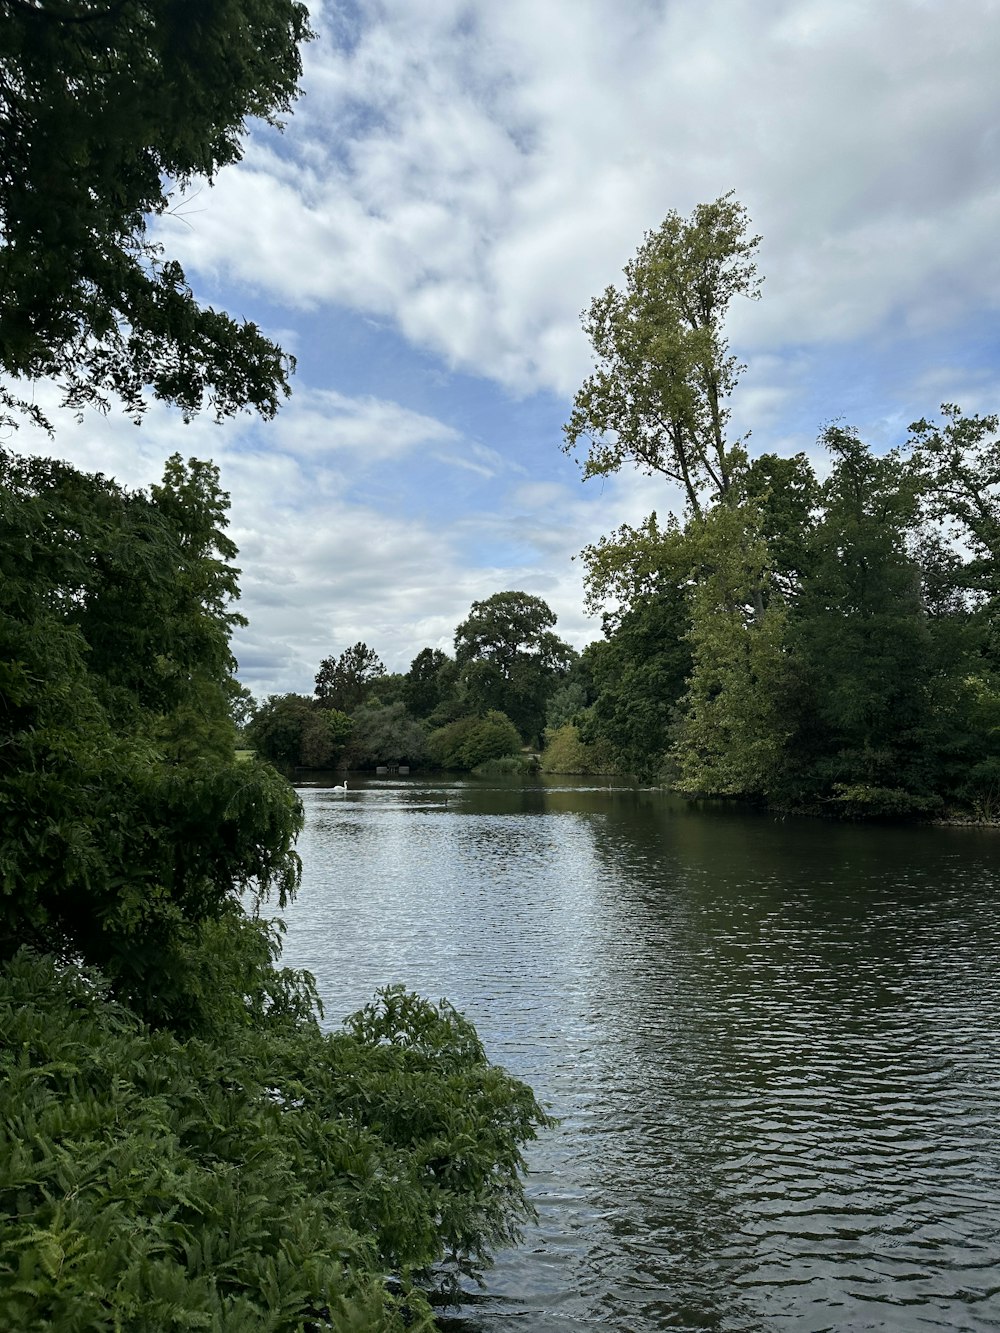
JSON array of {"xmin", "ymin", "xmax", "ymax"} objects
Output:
[
  {"xmin": 0, "ymin": 6, "xmax": 549, "ymax": 1329},
  {"xmin": 257, "ymin": 197, "xmax": 999, "ymax": 824},
  {"xmin": 2, "ymin": 1, "xmax": 1000, "ymax": 1328}
]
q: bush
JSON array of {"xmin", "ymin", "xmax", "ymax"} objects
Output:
[
  {"xmin": 347, "ymin": 701, "xmax": 428, "ymax": 769},
  {"xmin": 427, "ymin": 711, "xmax": 522, "ymax": 771},
  {"xmin": 541, "ymin": 723, "xmax": 594, "ymax": 774},
  {"xmin": 540, "ymin": 723, "xmax": 617, "ymax": 775},
  {"xmin": 246, "ymin": 695, "xmax": 352, "ymax": 769},
  {"xmin": 0, "ymin": 949, "xmax": 553, "ymax": 1330}
]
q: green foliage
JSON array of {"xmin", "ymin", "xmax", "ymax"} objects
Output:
[
  {"xmin": 366, "ymin": 672, "xmax": 408, "ymax": 709},
  {"xmin": 567, "ymin": 199, "xmax": 1000, "ymax": 819},
  {"xmin": 0, "ymin": 449, "xmax": 303, "ymax": 1027},
  {"xmin": 577, "ymin": 514, "xmax": 694, "ymax": 779},
  {"xmin": 585, "ymin": 595, "xmax": 692, "ymax": 781},
  {"xmin": 245, "ymin": 695, "xmax": 353, "ymax": 769},
  {"xmin": 545, "ymin": 681, "xmax": 589, "ymax": 731},
  {"xmin": 454, "ymin": 592, "xmax": 575, "ymax": 742},
  {"xmin": 427, "ymin": 712, "xmax": 523, "ymax": 772},
  {"xmin": 781, "ymin": 428, "xmax": 937, "ymax": 811},
  {"xmin": 540, "ymin": 723, "xmax": 611, "ymax": 775},
  {"xmin": 315, "ymin": 642, "xmax": 386, "ymax": 714},
  {"xmin": 908, "ymin": 404, "xmax": 1000, "ymax": 586},
  {"xmin": 0, "ymin": 949, "xmax": 552, "ymax": 1331},
  {"xmin": 404, "ymin": 648, "xmax": 460, "ymax": 720},
  {"xmin": 564, "ymin": 192, "xmax": 760, "ymax": 513},
  {"xmin": 672, "ymin": 500, "xmax": 792, "ymax": 799},
  {"xmin": 0, "ymin": 0, "xmax": 311, "ymax": 429},
  {"xmin": 739, "ymin": 451, "xmax": 819, "ymax": 598},
  {"xmin": 348, "ymin": 701, "xmax": 429, "ymax": 769},
  {"xmin": 245, "ymin": 694, "xmax": 314, "ymax": 765}
]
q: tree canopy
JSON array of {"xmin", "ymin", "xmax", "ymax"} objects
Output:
[
  {"xmin": 562, "ymin": 197, "xmax": 1000, "ymax": 816},
  {"xmin": 0, "ymin": 0, "xmax": 312, "ymax": 429},
  {"xmin": 315, "ymin": 641, "xmax": 387, "ymax": 713},
  {"xmin": 0, "ymin": 447, "xmax": 303, "ymax": 1028},
  {"xmin": 454, "ymin": 591, "xmax": 575, "ymax": 742},
  {"xmin": 564, "ymin": 192, "xmax": 760, "ymax": 513}
]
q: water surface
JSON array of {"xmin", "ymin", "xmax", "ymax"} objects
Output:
[{"xmin": 277, "ymin": 776, "xmax": 1000, "ymax": 1331}]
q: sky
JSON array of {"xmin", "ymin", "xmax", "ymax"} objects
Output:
[{"xmin": 18, "ymin": 0, "xmax": 1000, "ymax": 697}]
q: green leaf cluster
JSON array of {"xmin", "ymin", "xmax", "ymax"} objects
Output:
[
  {"xmin": 0, "ymin": 449, "xmax": 302, "ymax": 1026},
  {"xmin": 426, "ymin": 711, "xmax": 523, "ymax": 772},
  {"xmin": 0, "ymin": 0, "xmax": 312, "ymax": 428},
  {"xmin": 0, "ymin": 950, "xmax": 552, "ymax": 1331}
]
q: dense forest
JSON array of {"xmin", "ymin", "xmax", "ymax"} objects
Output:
[{"xmin": 0, "ymin": 6, "xmax": 548, "ymax": 1329}]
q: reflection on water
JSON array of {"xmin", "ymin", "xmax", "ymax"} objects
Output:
[{"xmin": 277, "ymin": 776, "xmax": 1000, "ymax": 1332}]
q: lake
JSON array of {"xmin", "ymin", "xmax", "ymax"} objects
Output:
[{"xmin": 276, "ymin": 774, "xmax": 1000, "ymax": 1332}]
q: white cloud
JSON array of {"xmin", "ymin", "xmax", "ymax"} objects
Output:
[
  {"xmin": 14, "ymin": 379, "xmax": 616, "ymax": 696},
  {"xmin": 21, "ymin": 0, "xmax": 1000, "ymax": 699},
  {"xmin": 155, "ymin": 0, "xmax": 1000, "ymax": 403}
]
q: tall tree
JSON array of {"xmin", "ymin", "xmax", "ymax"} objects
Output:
[
  {"xmin": 783, "ymin": 428, "xmax": 938, "ymax": 814},
  {"xmin": 564, "ymin": 192, "xmax": 761, "ymax": 514},
  {"xmin": 908, "ymin": 404, "xmax": 1000, "ymax": 597},
  {"xmin": 671, "ymin": 500, "xmax": 792, "ymax": 799},
  {"xmin": 314, "ymin": 642, "xmax": 386, "ymax": 713},
  {"xmin": 0, "ymin": 0, "xmax": 311, "ymax": 429},
  {"xmin": 454, "ymin": 591, "xmax": 575, "ymax": 742},
  {"xmin": 404, "ymin": 646, "xmax": 459, "ymax": 719}
]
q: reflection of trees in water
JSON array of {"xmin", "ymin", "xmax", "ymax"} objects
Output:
[
  {"xmin": 285, "ymin": 781, "xmax": 1000, "ymax": 1332},
  {"xmin": 576, "ymin": 799, "xmax": 1000, "ymax": 1329}
]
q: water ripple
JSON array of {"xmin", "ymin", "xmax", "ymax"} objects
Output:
[{"xmin": 279, "ymin": 780, "xmax": 1000, "ymax": 1332}]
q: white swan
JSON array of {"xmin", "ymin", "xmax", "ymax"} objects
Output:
[{"xmin": 333, "ymin": 780, "xmax": 348, "ymax": 793}]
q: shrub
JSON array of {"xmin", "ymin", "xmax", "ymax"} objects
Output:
[
  {"xmin": 427, "ymin": 711, "xmax": 522, "ymax": 771},
  {"xmin": 0, "ymin": 949, "xmax": 553, "ymax": 1330},
  {"xmin": 347, "ymin": 701, "xmax": 428, "ymax": 769}
]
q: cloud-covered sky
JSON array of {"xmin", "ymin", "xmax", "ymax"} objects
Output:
[{"xmin": 21, "ymin": 0, "xmax": 1000, "ymax": 695}]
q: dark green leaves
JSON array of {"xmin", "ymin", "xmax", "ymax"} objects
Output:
[
  {"xmin": 0, "ymin": 0, "xmax": 312, "ymax": 427},
  {"xmin": 0, "ymin": 449, "xmax": 303, "ymax": 1026}
]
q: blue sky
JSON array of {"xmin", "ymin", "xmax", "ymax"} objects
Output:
[{"xmin": 24, "ymin": 0, "xmax": 1000, "ymax": 697}]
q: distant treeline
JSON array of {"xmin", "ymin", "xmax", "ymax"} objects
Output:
[
  {"xmin": 245, "ymin": 589, "xmax": 582, "ymax": 775},
  {"xmin": 251, "ymin": 398, "xmax": 1000, "ymax": 821}
]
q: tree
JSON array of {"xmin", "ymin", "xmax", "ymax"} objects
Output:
[
  {"xmin": 348, "ymin": 701, "xmax": 429, "ymax": 769},
  {"xmin": 454, "ymin": 591, "xmax": 575, "ymax": 741},
  {"xmin": 740, "ymin": 451, "xmax": 820, "ymax": 600},
  {"xmin": 908, "ymin": 404, "xmax": 1000, "ymax": 598},
  {"xmin": 427, "ymin": 711, "xmax": 522, "ymax": 772},
  {"xmin": 576, "ymin": 514, "xmax": 695, "ymax": 777},
  {"xmin": 584, "ymin": 591, "xmax": 692, "ymax": 780},
  {"xmin": 671, "ymin": 500, "xmax": 792, "ymax": 799},
  {"xmin": 783, "ymin": 428, "xmax": 939, "ymax": 814},
  {"xmin": 245, "ymin": 694, "xmax": 353, "ymax": 768},
  {"xmin": 315, "ymin": 642, "xmax": 386, "ymax": 713},
  {"xmin": 0, "ymin": 0, "xmax": 312, "ymax": 430},
  {"xmin": 0, "ymin": 448, "xmax": 302, "ymax": 1028},
  {"xmin": 564, "ymin": 192, "xmax": 761, "ymax": 514},
  {"xmin": 540, "ymin": 722, "xmax": 610, "ymax": 775},
  {"xmin": 404, "ymin": 647, "xmax": 460, "ymax": 719}
]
